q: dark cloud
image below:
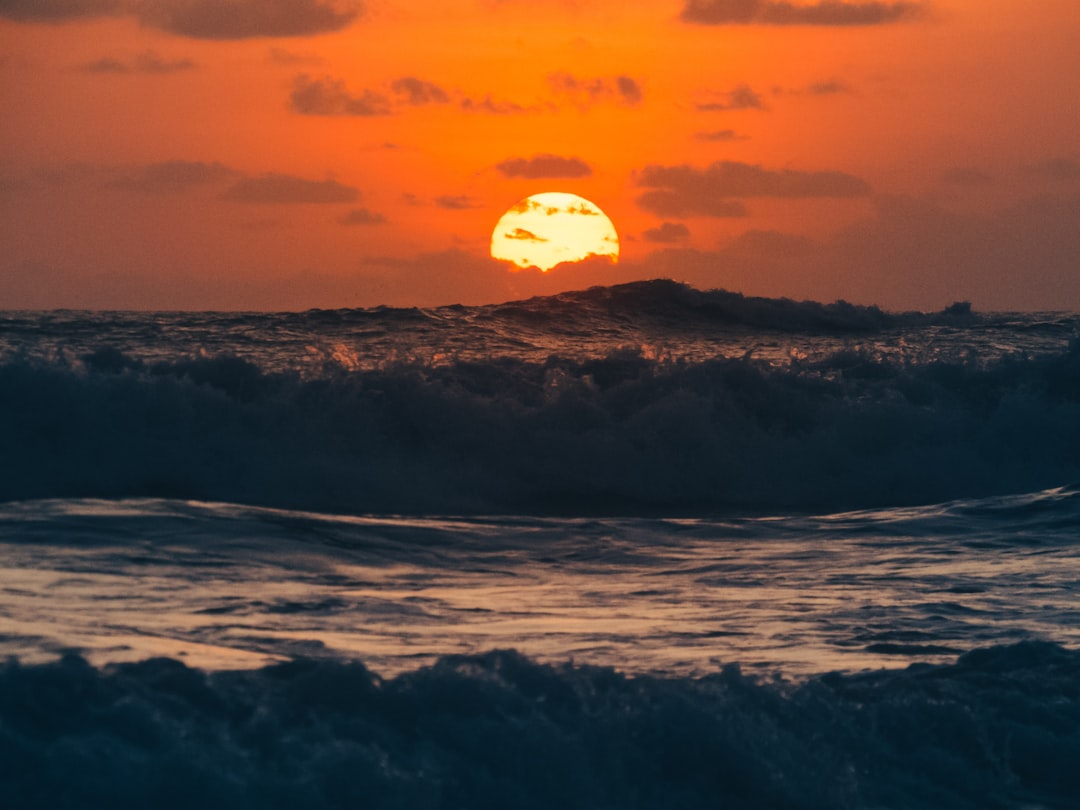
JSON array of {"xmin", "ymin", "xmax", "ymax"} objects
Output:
[
  {"xmin": 505, "ymin": 228, "xmax": 547, "ymax": 242},
  {"xmin": 616, "ymin": 76, "xmax": 643, "ymax": 105},
  {"xmin": 495, "ymin": 154, "xmax": 592, "ymax": 180},
  {"xmin": 696, "ymin": 129, "xmax": 743, "ymax": 142},
  {"xmin": 942, "ymin": 167, "xmax": 993, "ymax": 186},
  {"xmin": 697, "ymin": 84, "xmax": 765, "ymax": 111},
  {"xmin": 547, "ymin": 72, "xmax": 644, "ymax": 107},
  {"xmin": 391, "ymin": 77, "xmax": 450, "ymax": 105},
  {"xmin": 435, "ymin": 195, "xmax": 480, "ymax": 210},
  {"xmin": 137, "ymin": 0, "xmax": 363, "ymax": 40},
  {"xmin": 643, "ymin": 222, "xmax": 691, "ymax": 243},
  {"xmin": 2, "ymin": 0, "xmax": 363, "ymax": 39},
  {"xmin": 636, "ymin": 160, "xmax": 870, "ymax": 217},
  {"xmin": 221, "ymin": 173, "xmax": 358, "ymax": 204},
  {"xmin": 106, "ymin": 160, "xmax": 237, "ymax": 192},
  {"xmin": 680, "ymin": 0, "xmax": 923, "ymax": 26},
  {"xmin": 290, "ymin": 75, "xmax": 391, "ymax": 116},
  {"xmin": 0, "ymin": 0, "xmax": 120, "ymax": 22},
  {"xmin": 338, "ymin": 207, "xmax": 386, "ymax": 225},
  {"xmin": 82, "ymin": 51, "xmax": 196, "ymax": 74}
]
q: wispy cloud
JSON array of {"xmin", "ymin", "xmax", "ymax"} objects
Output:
[
  {"xmin": 221, "ymin": 173, "xmax": 359, "ymax": 204},
  {"xmin": 636, "ymin": 160, "xmax": 869, "ymax": 216},
  {"xmin": 681, "ymin": 0, "xmax": 923, "ymax": 26},
  {"xmin": 547, "ymin": 72, "xmax": 643, "ymax": 108},
  {"xmin": 697, "ymin": 84, "xmax": 765, "ymax": 111},
  {"xmin": 81, "ymin": 51, "xmax": 196, "ymax": 75}
]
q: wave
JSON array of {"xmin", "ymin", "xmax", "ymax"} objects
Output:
[
  {"xmin": 3, "ymin": 337, "xmax": 1080, "ymax": 514},
  {"xmin": 488, "ymin": 278, "xmax": 975, "ymax": 334},
  {"xmin": 1, "ymin": 642, "xmax": 1077, "ymax": 809}
]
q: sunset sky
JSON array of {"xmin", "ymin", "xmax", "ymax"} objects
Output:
[{"xmin": 2, "ymin": 0, "xmax": 1078, "ymax": 311}]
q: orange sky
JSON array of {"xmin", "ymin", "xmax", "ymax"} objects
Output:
[{"xmin": 2, "ymin": 0, "xmax": 1079, "ymax": 311}]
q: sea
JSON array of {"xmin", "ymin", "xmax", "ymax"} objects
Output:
[{"xmin": 1, "ymin": 279, "xmax": 1079, "ymax": 808}]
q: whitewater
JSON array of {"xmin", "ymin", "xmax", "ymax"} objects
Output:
[{"xmin": 2, "ymin": 280, "xmax": 1079, "ymax": 808}]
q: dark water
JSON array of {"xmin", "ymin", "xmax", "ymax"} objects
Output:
[{"xmin": 2, "ymin": 280, "xmax": 1079, "ymax": 808}]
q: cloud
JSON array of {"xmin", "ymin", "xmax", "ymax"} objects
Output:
[
  {"xmin": 643, "ymin": 222, "xmax": 691, "ymax": 243},
  {"xmin": 106, "ymin": 160, "xmax": 238, "ymax": 192},
  {"xmin": 696, "ymin": 129, "xmax": 744, "ymax": 142},
  {"xmin": 82, "ymin": 51, "xmax": 196, "ymax": 74},
  {"xmin": 391, "ymin": 77, "xmax": 450, "ymax": 105},
  {"xmin": 221, "ymin": 173, "xmax": 358, "ymax": 204},
  {"xmin": 290, "ymin": 75, "xmax": 391, "ymax": 116},
  {"xmin": 495, "ymin": 154, "xmax": 593, "ymax": 180},
  {"xmin": 697, "ymin": 84, "xmax": 765, "ymax": 111},
  {"xmin": 338, "ymin": 207, "xmax": 386, "ymax": 225},
  {"xmin": 636, "ymin": 160, "xmax": 870, "ymax": 217},
  {"xmin": 136, "ymin": 0, "xmax": 363, "ymax": 40},
  {"xmin": 0, "ymin": 0, "xmax": 120, "ymax": 22},
  {"xmin": 1, "ymin": 0, "xmax": 364, "ymax": 39},
  {"xmin": 460, "ymin": 95, "xmax": 530, "ymax": 115},
  {"xmin": 547, "ymin": 72, "xmax": 643, "ymax": 108},
  {"xmin": 680, "ymin": 0, "xmax": 923, "ymax": 26},
  {"xmin": 435, "ymin": 195, "xmax": 480, "ymax": 210},
  {"xmin": 806, "ymin": 79, "xmax": 852, "ymax": 95},
  {"xmin": 505, "ymin": 228, "xmax": 547, "ymax": 242}
]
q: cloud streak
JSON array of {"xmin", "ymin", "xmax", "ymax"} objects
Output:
[
  {"xmin": 681, "ymin": 0, "xmax": 922, "ymax": 26},
  {"xmin": 636, "ymin": 160, "xmax": 869, "ymax": 217},
  {"xmin": 221, "ymin": 173, "xmax": 358, "ymax": 204},
  {"xmin": 1, "ymin": 0, "xmax": 364, "ymax": 39},
  {"xmin": 82, "ymin": 51, "xmax": 196, "ymax": 74}
]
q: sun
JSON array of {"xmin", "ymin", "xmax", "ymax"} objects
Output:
[{"xmin": 490, "ymin": 192, "xmax": 619, "ymax": 271}]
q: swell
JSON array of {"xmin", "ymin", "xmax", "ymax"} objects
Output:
[
  {"xmin": 3, "ymin": 341, "xmax": 1080, "ymax": 515},
  {"xmin": 2, "ymin": 642, "xmax": 1077, "ymax": 809}
]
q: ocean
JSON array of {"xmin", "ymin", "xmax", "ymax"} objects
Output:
[{"xmin": 2, "ymin": 279, "xmax": 1079, "ymax": 808}]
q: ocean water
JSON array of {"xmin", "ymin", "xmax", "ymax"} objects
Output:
[{"xmin": 2, "ymin": 280, "xmax": 1079, "ymax": 808}]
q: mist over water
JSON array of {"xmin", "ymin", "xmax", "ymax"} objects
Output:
[{"xmin": 3, "ymin": 281, "xmax": 1079, "ymax": 808}]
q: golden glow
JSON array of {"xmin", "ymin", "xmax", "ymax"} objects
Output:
[{"xmin": 490, "ymin": 192, "xmax": 619, "ymax": 271}]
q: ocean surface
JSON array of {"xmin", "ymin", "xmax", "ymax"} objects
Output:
[{"xmin": 2, "ymin": 280, "xmax": 1079, "ymax": 808}]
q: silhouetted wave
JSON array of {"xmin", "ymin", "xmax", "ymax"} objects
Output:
[{"xmin": 2, "ymin": 642, "xmax": 1077, "ymax": 809}]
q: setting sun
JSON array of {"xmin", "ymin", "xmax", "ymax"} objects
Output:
[{"xmin": 490, "ymin": 192, "xmax": 619, "ymax": 272}]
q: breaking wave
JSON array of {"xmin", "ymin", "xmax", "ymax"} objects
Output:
[
  {"xmin": 2, "ymin": 642, "xmax": 1077, "ymax": 809},
  {"xmin": 3, "ymin": 334, "xmax": 1080, "ymax": 514}
]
